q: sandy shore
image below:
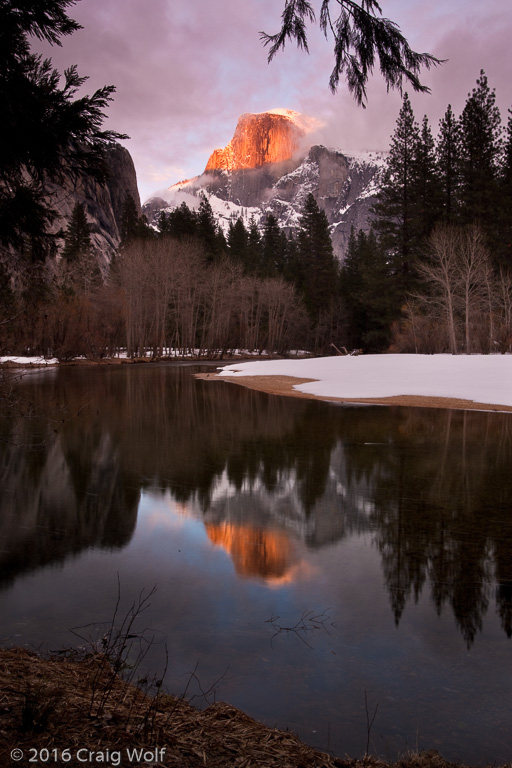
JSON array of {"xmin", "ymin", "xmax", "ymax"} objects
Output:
[{"xmin": 196, "ymin": 372, "xmax": 512, "ymax": 412}]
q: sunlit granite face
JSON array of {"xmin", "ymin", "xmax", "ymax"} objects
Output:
[{"xmin": 205, "ymin": 111, "xmax": 306, "ymax": 172}]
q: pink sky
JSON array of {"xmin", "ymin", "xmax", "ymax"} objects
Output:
[{"xmin": 32, "ymin": 0, "xmax": 512, "ymax": 202}]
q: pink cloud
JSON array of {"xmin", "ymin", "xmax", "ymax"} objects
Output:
[{"xmin": 29, "ymin": 0, "xmax": 512, "ymax": 201}]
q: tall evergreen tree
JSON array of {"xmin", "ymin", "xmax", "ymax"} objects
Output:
[
  {"xmin": 503, "ymin": 109, "xmax": 512, "ymax": 190},
  {"xmin": 373, "ymin": 93, "xmax": 421, "ymax": 293},
  {"xmin": 227, "ymin": 217, "xmax": 249, "ymax": 264},
  {"xmin": 415, "ymin": 115, "xmax": 440, "ymax": 238},
  {"xmin": 496, "ymin": 108, "xmax": 512, "ymax": 269},
  {"xmin": 246, "ymin": 217, "xmax": 263, "ymax": 274},
  {"xmin": 277, "ymin": 229, "xmax": 292, "ymax": 277},
  {"xmin": 341, "ymin": 227, "xmax": 398, "ymax": 351},
  {"xmin": 340, "ymin": 226, "xmax": 362, "ymax": 346},
  {"xmin": 0, "ymin": 262, "xmax": 15, "ymax": 351},
  {"xmin": 119, "ymin": 193, "xmax": 150, "ymax": 245},
  {"xmin": 437, "ymin": 104, "xmax": 461, "ymax": 224},
  {"xmin": 197, "ymin": 194, "xmax": 224, "ymax": 261},
  {"xmin": 458, "ymin": 71, "xmax": 502, "ymax": 229},
  {"xmin": 215, "ymin": 223, "xmax": 228, "ymax": 255},
  {"xmin": 283, "ymin": 231, "xmax": 301, "ymax": 285},
  {"xmin": 261, "ymin": 214, "xmax": 282, "ymax": 277},
  {"xmin": 297, "ymin": 193, "xmax": 339, "ymax": 324},
  {"xmin": 62, "ymin": 202, "xmax": 92, "ymax": 261},
  {"xmin": 0, "ymin": 1, "xmax": 126, "ymax": 260},
  {"xmin": 60, "ymin": 201, "xmax": 103, "ymax": 293}
]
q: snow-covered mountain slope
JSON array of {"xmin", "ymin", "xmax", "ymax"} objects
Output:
[
  {"xmin": 143, "ymin": 111, "xmax": 386, "ymax": 261},
  {"xmin": 262, "ymin": 144, "xmax": 386, "ymax": 259}
]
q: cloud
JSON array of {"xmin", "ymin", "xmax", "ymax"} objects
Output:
[{"xmin": 30, "ymin": 0, "xmax": 512, "ymax": 202}]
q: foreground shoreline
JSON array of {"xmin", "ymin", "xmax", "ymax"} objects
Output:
[
  {"xmin": 3, "ymin": 354, "xmax": 512, "ymax": 413},
  {"xmin": 197, "ymin": 372, "xmax": 512, "ymax": 413},
  {"xmin": 0, "ymin": 648, "xmax": 505, "ymax": 768}
]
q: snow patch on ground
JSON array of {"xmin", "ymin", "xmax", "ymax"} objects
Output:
[
  {"xmin": 0, "ymin": 356, "xmax": 58, "ymax": 366},
  {"xmin": 218, "ymin": 354, "xmax": 512, "ymax": 408}
]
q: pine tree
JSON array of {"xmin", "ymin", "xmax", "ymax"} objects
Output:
[
  {"xmin": 62, "ymin": 202, "xmax": 92, "ymax": 261},
  {"xmin": 503, "ymin": 110, "xmax": 512, "ymax": 191},
  {"xmin": 458, "ymin": 71, "xmax": 502, "ymax": 229},
  {"xmin": 339, "ymin": 227, "xmax": 362, "ymax": 345},
  {"xmin": 246, "ymin": 217, "xmax": 263, "ymax": 275},
  {"xmin": 261, "ymin": 214, "xmax": 281, "ymax": 277},
  {"xmin": 496, "ymin": 109, "xmax": 512, "ymax": 269},
  {"xmin": 119, "ymin": 193, "xmax": 150, "ymax": 245},
  {"xmin": 227, "ymin": 217, "xmax": 249, "ymax": 264},
  {"xmin": 373, "ymin": 93, "xmax": 422, "ymax": 294},
  {"xmin": 215, "ymin": 224, "xmax": 228, "ymax": 255},
  {"xmin": 60, "ymin": 202, "xmax": 103, "ymax": 293},
  {"xmin": 283, "ymin": 231, "xmax": 301, "ymax": 285},
  {"xmin": 197, "ymin": 194, "xmax": 223, "ymax": 261},
  {"xmin": 437, "ymin": 104, "xmax": 461, "ymax": 224},
  {"xmin": 0, "ymin": 1, "xmax": 126, "ymax": 260},
  {"xmin": 159, "ymin": 201, "xmax": 197, "ymax": 240},
  {"xmin": 297, "ymin": 193, "xmax": 339, "ymax": 325},
  {"xmin": 340, "ymin": 228, "xmax": 398, "ymax": 351},
  {"xmin": 276, "ymin": 229, "xmax": 291, "ymax": 277},
  {"xmin": 415, "ymin": 115, "xmax": 440, "ymax": 238}
]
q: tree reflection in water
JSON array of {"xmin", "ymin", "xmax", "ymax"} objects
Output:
[{"xmin": 1, "ymin": 363, "xmax": 511, "ymax": 646}]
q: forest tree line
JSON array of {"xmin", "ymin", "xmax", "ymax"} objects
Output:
[
  {"xmin": 0, "ymin": 191, "xmax": 334, "ymax": 358},
  {"xmin": 1, "ymin": 70, "xmax": 512, "ymax": 358},
  {"xmin": 347, "ymin": 70, "xmax": 512, "ymax": 354}
]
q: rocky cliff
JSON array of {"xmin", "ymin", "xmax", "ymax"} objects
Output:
[
  {"xmin": 48, "ymin": 143, "xmax": 141, "ymax": 266},
  {"xmin": 205, "ymin": 109, "xmax": 307, "ymax": 172}
]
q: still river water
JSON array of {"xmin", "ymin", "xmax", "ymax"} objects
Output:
[{"xmin": 1, "ymin": 363, "xmax": 511, "ymax": 764}]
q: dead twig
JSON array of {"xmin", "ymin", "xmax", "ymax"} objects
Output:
[
  {"xmin": 69, "ymin": 576, "xmax": 159, "ymax": 719},
  {"xmin": 265, "ymin": 608, "xmax": 332, "ymax": 649},
  {"xmin": 364, "ymin": 689, "xmax": 379, "ymax": 756}
]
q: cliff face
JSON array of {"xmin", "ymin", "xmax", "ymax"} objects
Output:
[
  {"xmin": 47, "ymin": 143, "xmax": 141, "ymax": 266},
  {"xmin": 264, "ymin": 145, "xmax": 384, "ymax": 260},
  {"xmin": 103, "ymin": 144, "xmax": 141, "ymax": 228},
  {"xmin": 205, "ymin": 110, "xmax": 306, "ymax": 172}
]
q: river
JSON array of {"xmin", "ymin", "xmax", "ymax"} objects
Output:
[{"xmin": 0, "ymin": 363, "xmax": 511, "ymax": 764}]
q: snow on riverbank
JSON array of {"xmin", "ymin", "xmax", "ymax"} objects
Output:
[
  {"xmin": 0, "ymin": 356, "xmax": 58, "ymax": 366},
  {"xmin": 218, "ymin": 354, "xmax": 512, "ymax": 409}
]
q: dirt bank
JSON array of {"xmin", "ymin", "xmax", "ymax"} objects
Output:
[
  {"xmin": 196, "ymin": 373, "xmax": 512, "ymax": 412},
  {"xmin": 0, "ymin": 648, "xmax": 499, "ymax": 768}
]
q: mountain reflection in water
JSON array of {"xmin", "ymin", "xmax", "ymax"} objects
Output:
[
  {"xmin": 205, "ymin": 523, "xmax": 297, "ymax": 582},
  {"xmin": 1, "ymin": 363, "xmax": 511, "ymax": 763}
]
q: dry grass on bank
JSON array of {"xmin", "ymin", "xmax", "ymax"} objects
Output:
[{"xmin": 0, "ymin": 648, "xmax": 505, "ymax": 768}]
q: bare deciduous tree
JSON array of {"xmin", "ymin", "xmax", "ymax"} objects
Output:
[
  {"xmin": 116, "ymin": 237, "xmax": 307, "ymax": 358},
  {"xmin": 414, "ymin": 225, "xmax": 461, "ymax": 353},
  {"xmin": 456, "ymin": 226, "xmax": 491, "ymax": 353},
  {"xmin": 495, "ymin": 268, "xmax": 512, "ymax": 353},
  {"xmin": 407, "ymin": 224, "xmax": 500, "ymax": 354}
]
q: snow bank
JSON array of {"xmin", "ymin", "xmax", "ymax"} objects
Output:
[
  {"xmin": 0, "ymin": 356, "xmax": 58, "ymax": 366},
  {"xmin": 218, "ymin": 354, "xmax": 512, "ymax": 408}
]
